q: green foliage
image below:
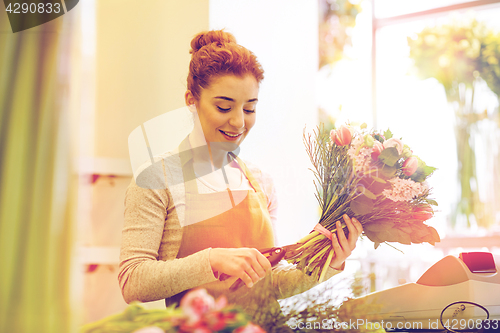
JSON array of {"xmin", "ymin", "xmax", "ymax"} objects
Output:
[
  {"xmin": 378, "ymin": 147, "xmax": 399, "ymax": 167},
  {"xmin": 409, "ymin": 156, "xmax": 437, "ymax": 183},
  {"xmin": 378, "ymin": 164, "xmax": 397, "ymax": 178},
  {"xmin": 303, "ymin": 125, "xmax": 358, "ymax": 228},
  {"xmin": 319, "ymin": 0, "xmax": 363, "ymax": 68},
  {"xmin": 383, "ymin": 129, "xmax": 393, "ymax": 139},
  {"xmin": 351, "ymin": 194, "xmax": 374, "ymax": 215},
  {"xmin": 479, "ymin": 30, "xmax": 500, "ymax": 97},
  {"xmin": 373, "ymin": 134, "xmax": 384, "ymax": 142},
  {"xmin": 407, "ymin": 15, "xmax": 500, "ymax": 98},
  {"xmin": 426, "ymin": 198, "xmax": 438, "ymax": 206},
  {"xmin": 80, "ymin": 304, "xmax": 179, "ymax": 333}
]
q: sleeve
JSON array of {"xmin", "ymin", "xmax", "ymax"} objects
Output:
[
  {"xmin": 118, "ymin": 176, "xmax": 218, "ymax": 304},
  {"xmin": 250, "ymin": 165, "xmax": 344, "ymax": 300}
]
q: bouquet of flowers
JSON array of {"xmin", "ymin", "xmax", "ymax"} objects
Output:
[
  {"xmin": 286, "ymin": 124, "xmax": 440, "ymax": 282},
  {"xmin": 80, "ymin": 289, "xmax": 264, "ymax": 333}
]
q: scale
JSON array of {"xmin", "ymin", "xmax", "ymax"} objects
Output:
[{"xmin": 358, "ymin": 252, "xmax": 500, "ymax": 332}]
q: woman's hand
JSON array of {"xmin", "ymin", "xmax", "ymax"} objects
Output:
[
  {"xmin": 329, "ymin": 214, "xmax": 363, "ymax": 270},
  {"xmin": 209, "ymin": 248, "xmax": 272, "ymax": 288}
]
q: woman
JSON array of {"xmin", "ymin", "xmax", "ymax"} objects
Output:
[{"xmin": 119, "ymin": 30, "xmax": 362, "ymax": 320}]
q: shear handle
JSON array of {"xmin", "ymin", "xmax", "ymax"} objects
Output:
[
  {"xmin": 218, "ymin": 247, "xmax": 285, "ymax": 285},
  {"xmin": 260, "ymin": 247, "xmax": 286, "ymax": 266}
]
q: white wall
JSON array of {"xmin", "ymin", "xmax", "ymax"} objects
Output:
[
  {"xmin": 210, "ymin": 0, "xmax": 320, "ymax": 245},
  {"xmin": 95, "ymin": 0, "xmax": 209, "ymax": 160}
]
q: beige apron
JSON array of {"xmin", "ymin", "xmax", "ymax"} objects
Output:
[{"xmin": 165, "ymin": 141, "xmax": 275, "ymax": 309}]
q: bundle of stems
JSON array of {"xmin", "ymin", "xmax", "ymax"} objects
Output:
[{"xmin": 285, "ymin": 127, "xmax": 360, "ymax": 282}]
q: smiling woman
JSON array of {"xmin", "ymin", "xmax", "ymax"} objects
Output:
[
  {"xmin": 118, "ymin": 30, "xmax": 361, "ymax": 328},
  {"xmin": 186, "ymin": 74, "xmax": 259, "ymax": 157}
]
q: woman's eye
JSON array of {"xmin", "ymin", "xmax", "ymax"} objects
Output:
[
  {"xmin": 217, "ymin": 106, "xmax": 231, "ymax": 112},
  {"xmin": 244, "ymin": 109, "xmax": 256, "ymax": 113}
]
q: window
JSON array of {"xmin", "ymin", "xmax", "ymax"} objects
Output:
[{"xmin": 319, "ymin": 0, "xmax": 500, "ymax": 292}]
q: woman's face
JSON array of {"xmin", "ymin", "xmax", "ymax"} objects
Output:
[{"xmin": 186, "ymin": 74, "xmax": 259, "ymax": 147}]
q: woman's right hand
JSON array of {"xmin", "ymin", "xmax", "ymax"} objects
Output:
[{"xmin": 209, "ymin": 248, "xmax": 272, "ymax": 288}]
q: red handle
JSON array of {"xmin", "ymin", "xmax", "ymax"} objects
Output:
[{"xmin": 218, "ymin": 247, "xmax": 286, "ymax": 289}]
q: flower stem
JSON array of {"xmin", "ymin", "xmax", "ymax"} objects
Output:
[
  {"xmin": 297, "ymin": 230, "xmax": 319, "ymax": 244},
  {"xmin": 296, "ymin": 233, "xmax": 323, "ymax": 251},
  {"xmin": 308, "ymin": 243, "xmax": 331, "ymax": 264},
  {"xmin": 318, "ymin": 248, "xmax": 335, "ymax": 283}
]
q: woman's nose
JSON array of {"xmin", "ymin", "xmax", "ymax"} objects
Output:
[{"xmin": 229, "ymin": 108, "xmax": 245, "ymax": 129}]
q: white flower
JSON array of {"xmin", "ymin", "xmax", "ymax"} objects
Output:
[
  {"xmin": 348, "ymin": 136, "xmax": 372, "ymax": 173},
  {"xmin": 383, "ymin": 178, "xmax": 428, "ymax": 202}
]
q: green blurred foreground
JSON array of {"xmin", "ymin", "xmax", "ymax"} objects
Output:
[{"xmin": 0, "ymin": 12, "xmax": 76, "ymax": 333}]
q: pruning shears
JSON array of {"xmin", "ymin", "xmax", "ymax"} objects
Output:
[{"xmin": 219, "ymin": 245, "xmax": 300, "ymax": 291}]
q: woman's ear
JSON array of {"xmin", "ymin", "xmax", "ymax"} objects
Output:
[{"xmin": 185, "ymin": 90, "xmax": 196, "ymax": 110}]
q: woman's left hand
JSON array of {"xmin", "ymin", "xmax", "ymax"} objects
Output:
[{"xmin": 329, "ymin": 214, "xmax": 363, "ymax": 270}]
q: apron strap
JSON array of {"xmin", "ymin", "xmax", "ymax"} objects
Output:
[
  {"xmin": 228, "ymin": 152, "xmax": 264, "ymax": 194},
  {"xmin": 178, "ymin": 137, "xmax": 199, "ymax": 194},
  {"xmin": 178, "ymin": 136, "xmax": 263, "ymax": 196}
]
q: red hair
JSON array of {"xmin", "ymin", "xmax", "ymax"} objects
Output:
[{"xmin": 187, "ymin": 30, "xmax": 265, "ymax": 100}]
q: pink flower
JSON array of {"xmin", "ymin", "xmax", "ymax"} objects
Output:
[
  {"xmin": 214, "ymin": 295, "xmax": 228, "ymax": 311},
  {"xmin": 383, "ymin": 138, "xmax": 404, "ymax": 155},
  {"xmin": 207, "ymin": 315, "xmax": 226, "ymax": 331},
  {"xmin": 412, "ymin": 205, "xmax": 434, "ymax": 220},
  {"xmin": 192, "ymin": 327, "xmax": 212, "ymax": 333},
  {"xmin": 180, "ymin": 288, "xmax": 215, "ymax": 323},
  {"xmin": 205, "ymin": 309, "xmax": 231, "ymax": 331},
  {"xmin": 371, "ymin": 141, "xmax": 384, "ymax": 160},
  {"xmin": 331, "ymin": 125, "xmax": 352, "ymax": 146},
  {"xmin": 234, "ymin": 323, "xmax": 266, "ymax": 333},
  {"xmin": 180, "ymin": 321, "xmax": 211, "ymax": 333},
  {"xmin": 402, "ymin": 156, "xmax": 418, "ymax": 176},
  {"xmin": 330, "ymin": 129, "xmax": 336, "ymax": 143}
]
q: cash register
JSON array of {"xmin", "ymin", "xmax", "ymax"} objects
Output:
[{"xmin": 358, "ymin": 252, "xmax": 500, "ymax": 332}]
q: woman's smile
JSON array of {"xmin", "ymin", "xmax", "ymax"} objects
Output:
[{"xmin": 219, "ymin": 129, "xmax": 245, "ymax": 140}]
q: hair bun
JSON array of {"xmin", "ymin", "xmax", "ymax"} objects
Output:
[{"xmin": 190, "ymin": 30, "xmax": 237, "ymax": 54}]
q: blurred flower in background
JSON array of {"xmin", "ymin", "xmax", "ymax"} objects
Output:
[
  {"xmin": 408, "ymin": 14, "xmax": 500, "ymax": 228},
  {"xmin": 319, "ymin": 0, "xmax": 364, "ymax": 68}
]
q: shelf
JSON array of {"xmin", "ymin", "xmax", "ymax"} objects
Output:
[
  {"xmin": 79, "ymin": 246, "xmax": 121, "ymax": 265},
  {"xmin": 79, "ymin": 157, "xmax": 132, "ymax": 176}
]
